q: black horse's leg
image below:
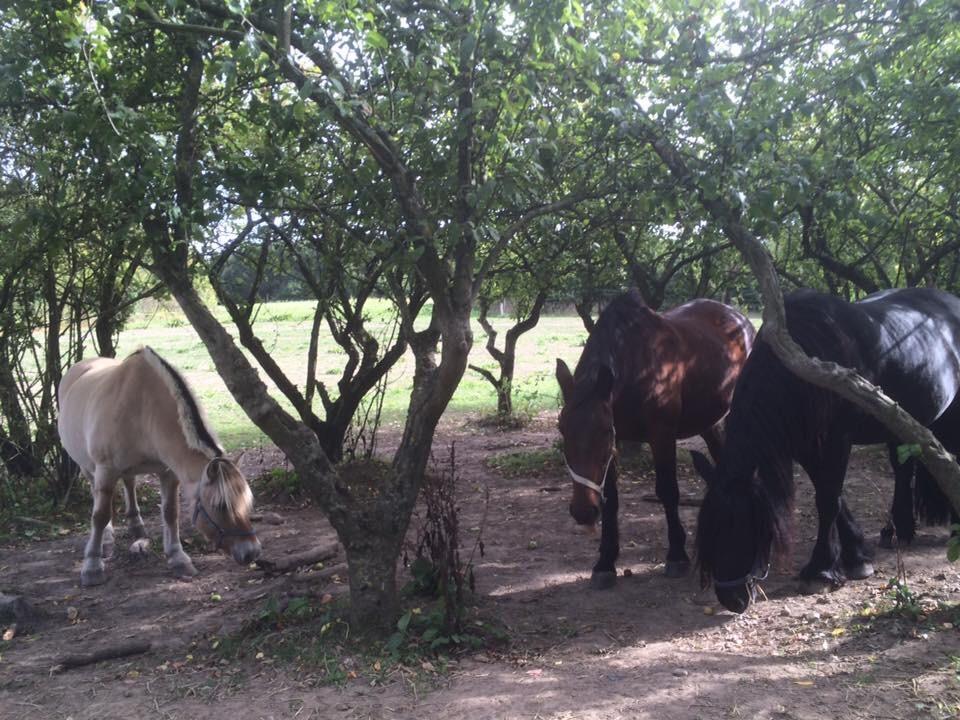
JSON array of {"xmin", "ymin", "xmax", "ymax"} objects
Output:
[
  {"xmin": 881, "ymin": 444, "xmax": 915, "ymax": 548},
  {"xmin": 590, "ymin": 462, "xmax": 619, "ymax": 590},
  {"xmin": 837, "ymin": 497, "xmax": 874, "ymax": 580},
  {"xmin": 799, "ymin": 440, "xmax": 851, "ymax": 586},
  {"xmin": 652, "ymin": 436, "xmax": 688, "ymax": 577}
]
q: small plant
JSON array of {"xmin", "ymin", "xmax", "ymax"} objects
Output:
[
  {"xmin": 394, "ymin": 444, "xmax": 491, "ymax": 660},
  {"xmin": 886, "ymin": 578, "xmax": 926, "ymax": 620},
  {"xmin": 947, "ymin": 524, "xmax": 960, "ymax": 562},
  {"xmin": 253, "ymin": 467, "xmax": 306, "ymax": 503},
  {"xmin": 487, "ymin": 446, "xmax": 562, "ymax": 478}
]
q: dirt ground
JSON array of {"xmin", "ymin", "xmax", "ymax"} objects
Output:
[{"xmin": 2, "ymin": 415, "xmax": 959, "ymax": 720}]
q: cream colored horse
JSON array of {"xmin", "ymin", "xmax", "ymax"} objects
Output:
[{"xmin": 58, "ymin": 347, "xmax": 261, "ymax": 586}]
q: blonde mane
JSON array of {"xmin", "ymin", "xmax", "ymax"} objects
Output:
[
  {"xmin": 207, "ymin": 458, "xmax": 254, "ymax": 522},
  {"xmin": 137, "ymin": 346, "xmax": 224, "ymax": 457}
]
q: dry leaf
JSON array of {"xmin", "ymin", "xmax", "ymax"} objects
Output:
[
  {"xmin": 831, "ymin": 628, "xmax": 846, "ymax": 637},
  {"xmin": 795, "ymin": 680, "xmax": 815, "ymax": 687}
]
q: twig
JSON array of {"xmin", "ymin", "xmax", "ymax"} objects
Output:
[{"xmin": 51, "ymin": 640, "xmax": 152, "ymax": 673}]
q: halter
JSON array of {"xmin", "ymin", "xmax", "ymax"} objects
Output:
[
  {"xmin": 565, "ymin": 427, "xmax": 617, "ymax": 504},
  {"xmin": 193, "ymin": 458, "xmax": 257, "ymax": 550},
  {"xmin": 713, "ymin": 561, "xmax": 770, "ymax": 590}
]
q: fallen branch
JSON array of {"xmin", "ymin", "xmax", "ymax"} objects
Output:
[
  {"xmin": 51, "ymin": 640, "xmax": 152, "ymax": 673},
  {"xmin": 256, "ymin": 543, "xmax": 340, "ymax": 575}
]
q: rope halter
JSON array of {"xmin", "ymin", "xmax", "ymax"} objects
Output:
[{"xmin": 564, "ymin": 427, "xmax": 617, "ymax": 504}]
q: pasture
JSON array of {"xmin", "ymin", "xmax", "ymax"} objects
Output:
[
  {"xmin": 1, "ymin": 305, "xmax": 959, "ymax": 720},
  {"xmin": 118, "ymin": 299, "xmax": 587, "ymax": 448}
]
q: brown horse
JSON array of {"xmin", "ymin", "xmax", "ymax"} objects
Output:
[
  {"xmin": 58, "ymin": 346, "xmax": 261, "ymax": 586},
  {"xmin": 556, "ymin": 290, "xmax": 754, "ymax": 588}
]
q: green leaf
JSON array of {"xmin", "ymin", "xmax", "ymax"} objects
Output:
[{"xmin": 895, "ymin": 444, "xmax": 921, "ymax": 465}]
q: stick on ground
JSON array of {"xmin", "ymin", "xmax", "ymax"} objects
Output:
[
  {"xmin": 255, "ymin": 543, "xmax": 340, "ymax": 574},
  {"xmin": 52, "ymin": 640, "xmax": 152, "ymax": 673}
]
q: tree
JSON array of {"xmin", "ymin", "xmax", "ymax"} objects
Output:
[{"xmin": 83, "ymin": 0, "xmax": 610, "ymax": 631}]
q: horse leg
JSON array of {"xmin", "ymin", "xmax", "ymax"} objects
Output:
[
  {"xmin": 881, "ymin": 444, "xmax": 915, "ymax": 548},
  {"xmin": 799, "ymin": 442, "xmax": 851, "ymax": 586},
  {"xmin": 82, "ymin": 468, "xmax": 114, "ymax": 560},
  {"xmin": 159, "ymin": 469, "xmax": 197, "ymax": 578},
  {"xmin": 121, "ymin": 473, "xmax": 148, "ymax": 541},
  {"xmin": 82, "ymin": 466, "xmax": 119, "ymax": 586},
  {"xmin": 591, "ymin": 462, "xmax": 619, "ymax": 590},
  {"xmin": 652, "ymin": 436, "xmax": 688, "ymax": 577},
  {"xmin": 700, "ymin": 422, "xmax": 725, "ymax": 464},
  {"xmin": 837, "ymin": 497, "xmax": 874, "ymax": 580}
]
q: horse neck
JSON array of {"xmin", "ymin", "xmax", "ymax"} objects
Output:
[
  {"xmin": 580, "ymin": 306, "xmax": 660, "ymax": 390},
  {"xmin": 167, "ymin": 446, "xmax": 215, "ymax": 498},
  {"xmin": 721, "ymin": 354, "xmax": 797, "ymax": 503}
]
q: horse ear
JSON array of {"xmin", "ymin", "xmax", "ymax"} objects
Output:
[
  {"xmin": 595, "ymin": 365, "xmax": 614, "ymax": 399},
  {"xmin": 689, "ymin": 450, "xmax": 716, "ymax": 486},
  {"xmin": 556, "ymin": 359, "xmax": 574, "ymax": 403},
  {"xmin": 205, "ymin": 458, "xmax": 224, "ymax": 483}
]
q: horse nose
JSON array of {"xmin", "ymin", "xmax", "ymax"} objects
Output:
[
  {"xmin": 569, "ymin": 502, "xmax": 600, "ymax": 526},
  {"xmin": 234, "ymin": 539, "xmax": 262, "ymax": 565},
  {"xmin": 715, "ymin": 585, "xmax": 751, "ymax": 614}
]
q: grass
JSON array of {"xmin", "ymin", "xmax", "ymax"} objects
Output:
[{"xmin": 117, "ymin": 299, "xmax": 589, "ymax": 450}]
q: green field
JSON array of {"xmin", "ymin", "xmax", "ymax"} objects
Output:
[{"xmin": 118, "ymin": 300, "xmax": 589, "ymax": 449}]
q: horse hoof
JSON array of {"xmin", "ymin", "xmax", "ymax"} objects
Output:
[
  {"xmin": 798, "ymin": 572, "xmax": 841, "ymax": 594},
  {"xmin": 170, "ymin": 561, "xmax": 198, "ymax": 578},
  {"xmin": 878, "ymin": 532, "xmax": 894, "ymax": 550},
  {"xmin": 845, "ymin": 562, "xmax": 874, "ymax": 580},
  {"xmin": 590, "ymin": 571, "xmax": 617, "ymax": 590},
  {"xmin": 81, "ymin": 567, "xmax": 107, "ymax": 587},
  {"xmin": 664, "ymin": 560, "xmax": 690, "ymax": 578}
]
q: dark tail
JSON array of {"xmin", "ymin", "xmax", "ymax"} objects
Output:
[{"xmin": 914, "ymin": 464, "xmax": 953, "ymax": 526}]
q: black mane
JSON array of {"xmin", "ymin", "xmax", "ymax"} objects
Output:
[{"xmin": 570, "ymin": 290, "xmax": 649, "ymax": 403}]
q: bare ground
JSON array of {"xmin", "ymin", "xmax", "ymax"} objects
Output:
[{"xmin": 2, "ymin": 415, "xmax": 959, "ymax": 720}]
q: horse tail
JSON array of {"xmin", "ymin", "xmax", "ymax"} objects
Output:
[
  {"xmin": 914, "ymin": 463, "xmax": 953, "ymax": 526},
  {"xmin": 137, "ymin": 346, "xmax": 224, "ymax": 458}
]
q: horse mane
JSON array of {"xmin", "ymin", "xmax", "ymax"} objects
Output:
[
  {"xmin": 700, "ymin": 290, "xmax": 866, "ymax": 570},
  {"xmin": 206, "ymin": 457, "xmax": 253, "ymax": 522},
  {"xmin": 570, "ymin": 289, "xmax": 649, "ymax": 403},
  {"xmin": 135, "ymin": 346, "xmax": 225, "ymax": 458}
]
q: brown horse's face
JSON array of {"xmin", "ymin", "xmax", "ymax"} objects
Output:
[
  {"xmin": 557, "ymin": 359, "xmax": 616, "ymax": 527},
  {"xmin": 194, "ymin": 458, "xmax": 262, "ymax": 565}
]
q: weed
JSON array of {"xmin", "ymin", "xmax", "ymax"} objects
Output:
[
  {"xmin": 252, "ymin": 467, "xmax": 307, "ymax": 503},
  {"xmin": 886, "ymin": 578, "xmax": 927, "ymax": 620},
  {"xmin": 487, "ymin": 445, "xmax": 562, "ymax": 478}
]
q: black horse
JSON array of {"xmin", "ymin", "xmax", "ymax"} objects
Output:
[
  {"xmin": 694, "ymin": 287, "xmax": 960, "ymax": 613},
  {"xmin": 556, "ymin": 290, "xmax": 754, "ymax": 587}
]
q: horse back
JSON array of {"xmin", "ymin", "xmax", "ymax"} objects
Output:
[
  {"xmin": 781, "ymin": 288, "xmax": 960, "ymax": 439},
  {"xmin": 631, "ymin": 299, "xmax": 754, "ymax": 438},
  {"xmin": 58, "ymin": 352, "xmax": 182, "ymax": 473}
]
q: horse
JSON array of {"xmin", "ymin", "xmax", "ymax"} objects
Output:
[
  {"xmin": 556, "ymin": 289, "xmax": 755, "ymax": 588},
  {"xmin": 693, "ymin": 287, "xmax": 960, "ymax": 614},
  {"xmin": 58, "ymin": 346, "xmax": 261, "ymax": 586}
]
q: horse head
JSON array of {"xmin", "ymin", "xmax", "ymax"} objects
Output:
[
  {"xmin": 692, "ymin": 451, "xmax": 780, "ymax": 614},
  {"xmin": 194, "ymin": 456, "xmax": 262, "ymax": 565},
  {"xmin": 556, "ymin": 359, "xmax": 616, "ymax": 527}
]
